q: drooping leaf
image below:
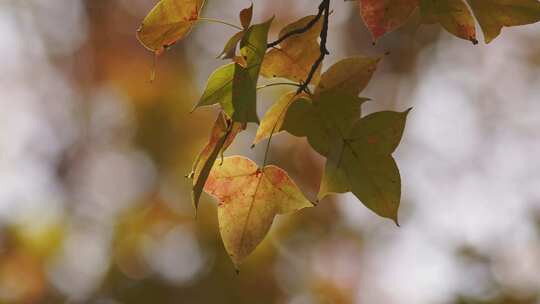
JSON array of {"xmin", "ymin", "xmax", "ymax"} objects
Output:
[
  {"xmin": 194, "ymin": 18, "xmax": 272, "ymax": 123},
  {"xmin": 261, "ymin": 15, "xmax": 323, "ymax": 83},
  {"xmin": 315, "ymin": 56, "xmax": 380, "ymax": 97},
  {"xmin": 420, "ymin": 0, "xmax": 478, "ymax": 44},
  {"xmin": 189, "ymin": 112, "xmax": 245, "ymax": 211},
  {"xmin": 204, "ymin": 156, "xmax": 312, "ymax": 267},
  {"xmin": 467, "ymin": 0, "xmax": 540, "ymax": 43},
  {"xmin": 137, "ymin": 0, "xmax": 204, "ymax": 53},
  {"xmin": 358, "ymin": 0, "xmax": 420, "ymax": 41}
]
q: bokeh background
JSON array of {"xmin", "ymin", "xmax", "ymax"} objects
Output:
[{"xmin": 1, "ymin": 0, "xmax": 540, "ymax": 303}]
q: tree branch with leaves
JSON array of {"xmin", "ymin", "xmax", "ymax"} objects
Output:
[{"xmin": 135, "ymin": 0, "xmax": 540, "ymax": 268}]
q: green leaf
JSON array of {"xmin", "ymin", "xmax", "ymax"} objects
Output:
[
  {"xmin": 194, "ymin": 18, "xmax": 272, "ymax": 123},
  {"xmin": 204, "ymin": 156, "xmax": 312, "ymax": 267},
  {"xmin": 231, "ymin": 64, "xmax": 259, "ymax": 123},
  {"xmin": 341, "ymin": 148, "xmax": 402, "ymax": 223},
  {"xmin": 276, "ymin": 58, "xmax": 409, "ymax": 222},
  {"xmin": 189, "ymin": 112, "xmax": 244, "ymax": 211},
  {"xmin": 420, "ymin": 0, "xmax": 478, "ymax": 44},
  {"xmin": 136, "ymin": 0, "xmax": 204, "ymax": 53},
  {"xmin": 195, "ymin": 63, "xmax": 235, "ymax": 109},
  {"xmin": 315, "ymin": 56, "xmax": 380, "ymax": 97},
  {"xmin": 467, "ymin": 0, "xmax": 540, "ymax": 43},
  {"xmin": 261, "ymin": 15, "xmax": 323, "ymax": 83}
]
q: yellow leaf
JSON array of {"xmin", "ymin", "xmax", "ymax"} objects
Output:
[
  {"xmin": 190, "ymin": 112, "xmax": 244, "ymax": 211},
  {"xmin": 261, "ymin": 15, "xmax": 323, "ymax": 83},
  {"xmin": 204, "ymin": 156, "xmax": 312, "ymax": 267},
  {"xmin": 467, "ymin": 0, "xmax": 540, "ymax": 43},
  {"xmin": 420, "ymin": 0, "xmax": 478, "ymax": 44},
  {"xmin": 136, "ymin": 0, "xmax": 204, "ymax": 53},
  {"xmin": 253, "ymin": 91, "xmax": 308, "ymax": 145}
]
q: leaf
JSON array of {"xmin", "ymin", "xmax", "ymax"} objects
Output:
[
  {"xmin": 240, "ymin": 4, "xmax": 253, "ymax": 29},
  {"xmin": 194, "ymin": 18, "xmax": 272, "ymax": 123},
  {"xmin": 253, "ymin": 91, "xmax": 308, "ymax": 145},
  {"xmin": 218, "ymin": 31, "xmax": 245, "ymax": 59},
  {"xmin": 190, "ymin": 112, "xmax": 245, "ymax": 211},
  {"xmin": 196, "ymin": 63, "xmax": 235, "ymax": 109},
  {"xmin": 231, "ymin": 64, "xmax": 258, "ymax": 123},
  {"xmin": 136, "ymin": 0, "xmax": 204, "ymax": 53},
  {"xmin": 420, "ymin": 0, "xmax": 478, "ymax": 44},
  {"xmin": 261, "ymin": 15, "xmax": 323, "ymax": 83},
  {"xmin": 275, "ymin": 58, "xmax": 410, "ymax": 222},
  {"xmin": 358, "ymin": 0, "xmax": 420, "ymax": 41},
  {"xmin": 467, "ymin": 0, "xmax": 540, "ymax": 43},
  {"xmin": 204, "ymin": 156, "xmax": 312, "ymax": 267},
  {"xmin": 256, "ymin": 56, "xmax": 377, "ymax": 148},
  {"xmin": 315, "ymin": 56, "xmax": 381, "ymax": 97}
]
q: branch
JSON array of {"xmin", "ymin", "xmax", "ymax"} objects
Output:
[
  {"xmin": 267, "ymin": 0, "xmax": 326, "ymax": 48},
  {"xmin": 296, "ymin": 0, "xmax": 330, "ymax": 95}
]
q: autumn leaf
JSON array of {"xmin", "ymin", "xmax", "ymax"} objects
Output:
[
  {"xmin": 282, "ymin": 92, "xmax": 410, "ymax": 223},
  {"xmin": 136, "ymin": 0, "xmax": 204, "ymax": 53},
  {"xmin": 270, "ymin": 57, "xmax": 409, "ymax": 223},
  {"xmin": 255, "ymin": 56, "xmax": 378, "ymax": 147},
  {"xmin": 253, "ymin": 91, "xmax": 309, "ymax": 145},
  {"xmin": 204, "ymin": 156, "xmax": 312, "ymax": 267},
  {"xmin": 315, "ymin": 56, "xmax": 380, "ymax": 97},
  {"xmin": 194, "ymin": 18, "xmax": 273, "ymax": 123},
  {"xmin": 189, "ymin": 112, "xmax": 245, "ymax": 211},
  {"xmin": 420, "ymin": 0, "xmax": 478, "ymax": 44},
  {"xmin": 261, "ymin": 15, "xmax": 323, "ymax": 83},
  {"xmin": 358, "ymin": 0, "xmax": 419, "ymax": 41},
  {"xmin": 239, "ymin": 3, "xmax": 253, "ymax": 29},
  {"xmin": 467, "ymin": 0, "xmax": 540, "ymax": 43}
]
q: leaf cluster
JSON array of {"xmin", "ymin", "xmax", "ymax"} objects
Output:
[{"xmin": 136, "ymin": 0, "xmax": 540, "ymax": 267}]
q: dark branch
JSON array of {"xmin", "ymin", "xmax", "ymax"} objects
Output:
[
  {"xmin": 267, "ymin": 0, "xmax": 326, "ymax": 48},
  {"xmin": 296, "ymin": 0, "xmax": 330, "ymax": 95}
]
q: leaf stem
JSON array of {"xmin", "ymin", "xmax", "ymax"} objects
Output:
[
  {"xmin": 197, "ymin": 17, "xmax": 243, "ymax": 31},
  {"xmin": 257, "ymin": 82, "xmax": 302, "ymax": 90}
]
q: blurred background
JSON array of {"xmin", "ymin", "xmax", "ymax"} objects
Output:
[{"xmin": 1, "ymin": 0, "xmax": 540, "ymax": 303}]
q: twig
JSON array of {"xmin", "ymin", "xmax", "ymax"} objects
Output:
[
  {"xmin": 267, "ymin": 3, "xmax": 326, "ymax": 48},
  {"xmin": 296, "ymin": 0, "xmax": 330, "ymax": 95}
]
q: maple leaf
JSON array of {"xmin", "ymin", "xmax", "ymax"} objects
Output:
[
  {"xmin": 136, "ymin": 0, "xmax": 204, "ymax": 54},
  {"xmin": 261, "ymin": 15, "xmax": 323, "ymax": 83},
  {"xmin": 204, "ymin": 156, "xmax": 312, "ymax": 267}
]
